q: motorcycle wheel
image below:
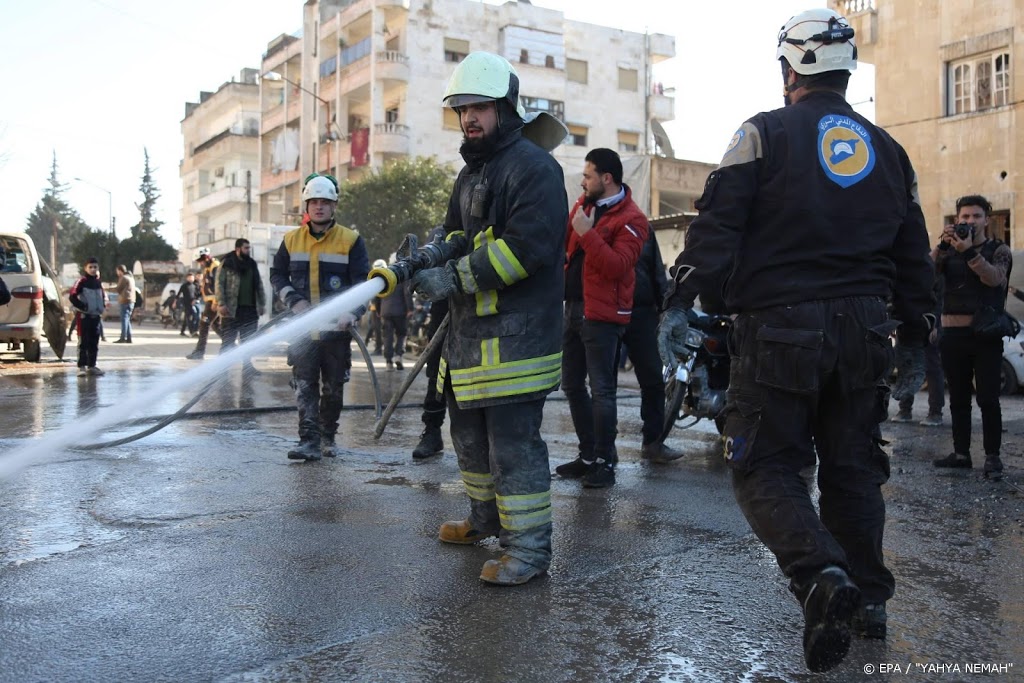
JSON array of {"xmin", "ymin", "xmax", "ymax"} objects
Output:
[{"xmin": 661, "ymin": 377, "xmax": 687, "ymax": 442}]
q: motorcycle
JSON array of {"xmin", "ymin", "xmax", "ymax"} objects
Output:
[{"xmin": 661, "ymin": 309, "xmax": 732, "ymax": 439}]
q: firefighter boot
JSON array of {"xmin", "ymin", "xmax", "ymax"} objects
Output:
[
  {"xmin": 479, "ymin": 555, "xmax": 546, "ymax": 586},
  {"xmin": 321, "ymin": 433, "xmax": 339, "ymax": 458},
  {"xmin": 438, "ymin": 520, "xmax": 498, "ymax": 545},
  {"xmin": 287, "ymin": 440, "xmax": 322, "ymax": 462},
  {"xmin": 412, "ymin": 427, "xmax": 444, "ymax": 460},
  {"xmin": 801, "ymin": 566, "xmax": 859, "ymax": 673}
]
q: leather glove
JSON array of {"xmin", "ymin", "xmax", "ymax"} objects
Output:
[
  {"xmin": 411, "ymin": 265, "xmax": 458, "ymax": 302},
  {"xmin": 890, "ymin": 345, "xmax": 926, "ymax": 401},
  {"xmin": 657, "ymin": 307, "xmax": 690, "ymax": 371}
]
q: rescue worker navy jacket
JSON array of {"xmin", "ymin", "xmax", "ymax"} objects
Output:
[
  {"xmin": 565, "ymin": 185, "xmax": 648, "ymax": 325},
  {"xmin": 379, "ymin": 280, "xmax": 413, "ymax": 318},
  {"xmin": 215, "ymin": 251, "xmax": 267, "ymax": 319},
  {"xmin": 199, "ymin": 258, "xmax": 220, "ymax": 304},
  {"xmin": 441, "ymin": 131, "xmax": 568, "ymax": 409},
  {"xmin": 270, "ymin": 222, "xmax": 370, "ymax": 339},
  {"xmin": 667, "ymin": 90, "xmax": 934, "ymax": 344}
]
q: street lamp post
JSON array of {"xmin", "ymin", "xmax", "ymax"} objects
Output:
[
  {"xmin": 262, "ymin": 71, "xmax": 338, "ymax": 174},
  {"xmin": 73, "ymin": 177, "xmax": 114, "ymax": 237}
]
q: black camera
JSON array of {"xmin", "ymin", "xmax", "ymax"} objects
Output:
[{"xmin": 954, "ymin": 223, "xmax": 973, "ymax": 240}]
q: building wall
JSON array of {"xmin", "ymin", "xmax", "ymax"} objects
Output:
[
  {"xmin": 836, "ymin": 0, "xmax": 1023, "ymax": 246},
  {"xmin": 180, "ymin": 73, "xmax": 261, "ymax": 264},
  {"xmin": 259, "ymin": 0, "xmax": 677, "ymax": 223}
]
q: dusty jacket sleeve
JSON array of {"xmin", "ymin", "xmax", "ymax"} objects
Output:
[
  {"xmin": 270, "ymin": 241, "xmax": 302, "ymax": 307},
  {"xmin": 452, "ymin": 158, "xmax": 567, "ymax": 294},
  {"xmin": 966, "ymin": 243, "xmax": 1010, "ymax": 288},
  {"xmin": 890, "ymin": 149, "xmax": 936, "ymax": 346},
  {"xmin": 665, "ymin": 119, "xmax": 762, "ymax": 311}
]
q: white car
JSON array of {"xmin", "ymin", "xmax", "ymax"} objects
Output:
[
  {"xmin": 1002, "ymin": 332, "xmax": 1024, "ymax": 394},
  {"xmin": 0, "ymin": 231, "xmax": 67, "ymax": 362}
]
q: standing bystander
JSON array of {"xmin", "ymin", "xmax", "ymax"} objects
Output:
[
  {"xmin": 216, "ymin": 238, "xmax": 266, "ymax": 374},
  {"xmin": 114, "ymin": 264, "xmax": 135, "ymax": 344},
  {"xmin": 69, "ymin": 257, "xmax": 107, "ymax": 376}
]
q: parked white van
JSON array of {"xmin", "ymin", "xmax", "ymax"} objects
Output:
[{"xmin": 0, "ymin": 232, "xmax": 67, "ymax": 362}]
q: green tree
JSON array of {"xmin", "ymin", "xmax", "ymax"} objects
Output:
[
  {"xmin": 24, "ymin": 152, "xmax": 93, "ymax": 269},
  {"xmin": 118, "ymin": 148, "xmax": 177, "ymax": 263},
  {"xmin": 335, "ymin": 157, "xmax": 454, "ymax": 261},
  {"xmin": 72, "ymin": 230, "xmax": 121, "ymax": 281}
]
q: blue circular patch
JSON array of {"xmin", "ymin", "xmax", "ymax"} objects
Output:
[
  {"xmin": 817, "ymin": 115, "xmax": 875, "ymax": 188},
  {"xmin": 328, "ymin": 275, "xmax": 343, "ymax": 290},
  {"xmin": 725, "ymin": 128, "xmax": 745, "ymax": 155}
]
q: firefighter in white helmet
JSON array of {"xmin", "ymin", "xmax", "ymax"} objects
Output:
[
  {"xmin": 409, "ymin": 52, "xmax": 568, "ymax": 585},
  {"xmin": 656, "ymin": 8, "xmax": 934, "ymax": 672},
  {"xmin": 270, "ymin": 173, "xmax": 370, "ymax": 461}
]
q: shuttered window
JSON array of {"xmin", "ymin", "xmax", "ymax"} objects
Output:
[
  {"xmin": 567, "ymin": 58, "xmax": 588, "ymax": 84},
  {"xmin": 444, "ymin": 38, "xmax": 469, "ymax": 63},
  {"xmin": 617, "ymin": 130, "xmax": 639, "ymax": 153},
  {"xmin": 618, "ymin": 67, "xmax": 638, "ymax": 91}
]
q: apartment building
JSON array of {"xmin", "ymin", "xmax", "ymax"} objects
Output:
[
  {"xmin": 834, "ymin": 0, "xmax": 1023, "ymax": 247},
  {"xmin": 179, "ymin": 69, "xmax": 262, "ymax": 264},
  {"xmin": 257, "ymin": 0, "xmax": 677, "ymax": 225}
]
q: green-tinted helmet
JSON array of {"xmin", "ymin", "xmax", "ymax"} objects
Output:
[{"xmin": 442, "ymin": 52, "xmax": 523, "ymax": 113}]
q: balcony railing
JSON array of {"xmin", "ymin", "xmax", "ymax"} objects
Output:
[
  {"xmin": 838, "ymin": 0, "xmax": 875, "ymax": 13},
  {"xmin": 376, "ymin": 50, "xmax": 408, "ymax": 64},
  {"xmin": 375, "ymin": 123, "xmax": 409, "ymax": 136}
]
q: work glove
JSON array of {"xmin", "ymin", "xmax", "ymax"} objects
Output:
[
  {"xmin": 411, "ymin": 264, "xmax": 458, "ymax": 302},
  {"xmin": 657, "ymin": 307, "xmax": 690, "ymax": 372},
  {"xmin": 336, "ymin": 311, "xmax": 357, "ymax": 331},
  {"xmin": 890, "ymin": 345, "xmax": 926, "ymax": 402},
  {"xmin": 290, "ymin": 299, "xmax": 311, "ymax": 314}
]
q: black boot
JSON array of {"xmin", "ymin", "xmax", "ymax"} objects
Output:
[
  {"xmin": 287, "ymin": 440, "xmax": 321, "ymax": 461},
  {"xmin": 852, "ymin": 602, "xmax": 887, "ymax": 639},
  {"xmin": 800, "ymin": 566, "xmax": 859, "ymax": 673},
  {"xmin": 321, "ymin": 434, "xmax": 339, "ymax": 458},
  {"xmin": 412, "ymin": 427, "xmax": 444, "ymax": 459}
]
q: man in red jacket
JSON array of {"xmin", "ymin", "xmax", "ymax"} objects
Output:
[{"xmin": 556, "ymin": 148, "xmax": 648, "ymax": 488}]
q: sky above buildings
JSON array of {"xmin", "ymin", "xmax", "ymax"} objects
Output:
[{"xmin": 0, "ymin": 0, "xmax": 874, "ymax": 249}]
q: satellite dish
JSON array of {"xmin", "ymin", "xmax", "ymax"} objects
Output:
[{"xmin": 651, "ymin": 119, "xmax": 675, "ymax": 158}]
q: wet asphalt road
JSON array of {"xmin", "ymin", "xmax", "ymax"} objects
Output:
[{"xmin": 1, "ymin": 329, "xmax": 1022, "ymax": 682}]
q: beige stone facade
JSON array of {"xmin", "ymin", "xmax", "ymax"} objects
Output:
[
  {"xmin": 179, "ymin": 70, "xmax": 261, "ymax": 264},
  {"xmin": 257, "ymin": 0, "xmax": 679, "ymax": 225},
  {"xmin": 833, "ymin": 0, "xmax": 1022, "ymax": 247}
]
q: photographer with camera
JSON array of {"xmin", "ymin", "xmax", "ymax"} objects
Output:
[{"xmin": 931, "ymin": 195, "xmax": 1012, "ymax": 480}]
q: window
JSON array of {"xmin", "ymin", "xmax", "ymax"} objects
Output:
[
  {"xmin": 618, "ymin": 67, "xmax": 638, "ymax": 91},
  {"xmin": 386, "ymin": 107, "xmax": 399, "ymax": 124},
  {"xmin": 566, "ymin": 58, "xmax": 588, "ymax": 84},
  {"xmin": 617, "ymin": 130, "xmax": 640, "ymax": 153},
  {"xmin": 443, "ymin": 107, "xmax": 461, "ymax": 130},
  {"xmin": 520, "ymin": 49, "xmax": 529, "ymax": 64},
  {"xmin": 545, "ymin": 55, "xmax": 555, "ymax": 68},
  {"xmin": 947, "ymin": 51, "xmax": 1011, "ymax": 115},
  {"xmin": 444, "ymin": 37, "xmax": 469, "ymax": 63},
  {"xmin": 520, "ymin": 96, "xmax": 564, "ymax": 119},
  {"xmin": 566, "ymin": 125, "xmax": 587, "ymax": 147}
]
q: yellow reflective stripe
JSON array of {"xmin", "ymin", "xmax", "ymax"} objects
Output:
[
  {"xmin": 455, "ymin": 258, "xmax": 479, "ymax": 294},
  {"xmin": 496, "ymin": 491, "xmax": 552, "ymax": 531},
  {"xmin": 472, "ymin": 227, "xmax": 493, "ymax": 250},
  {"xmin": 461, "ymin": 470, "xmax": 495, "ymax": 501},
  {"xmin": 450, "ymin": 352, "xmax": 562, "ymax": 384},
  {"xmin": 436, "ymin": 357, "xmax": 448, "ymax": 396},
  {"xmin": 447, "ymin": 230, "xmax": 465, "ymax": 243},
  {"xmin": 487, "ymin": 240, "xmax": 528, "ymax": 286},
  {"xmin": 451, "ymin": 368, "xmax": 562, "ymax": 402},
  {"xmin": 475, "ymin": 289, "xmax": 497, "ymax": 316},
  {"xmin": 480, "ymin": 338, "xmax": 499, "ymax": 367}
]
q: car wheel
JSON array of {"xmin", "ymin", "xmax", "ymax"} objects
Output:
[
  {"xmin": 23, "ymin": 339, "xmax": 41, "ymax": 363},
  {"xmin": 1000, "ymin": 358, "xmax": 1019, "ymax": 395}
]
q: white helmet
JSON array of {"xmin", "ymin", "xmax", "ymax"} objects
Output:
[
  {"xmin": 777, "ymin": 8, "xmax": 857, "ymax": 75},
  {"xmin": 372, "ymin": 259, "xmax": 388, "ymax": 270},
  {"xmin": 302, "ymin": 174, "xmax": 339, "ymax": 203},
  {"xmin": 443, "ymin": 52, "xmax": 523, "ymax": 112},
  {"xmin": 195, "ymin": 247, "xmax": 211, "ymax": 262}
]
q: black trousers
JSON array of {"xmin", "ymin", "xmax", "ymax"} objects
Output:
[
  {"xmin": 621, "ymin": 304, "xmax": 667, "ymax": 445},
  {"xmin": 940, "ymin": 327, "xmax": 1002, "ymax": 457},
  {"xmin": 722, "ymin": 297, "xmax": 895, "ymax": 604},
  {"xmin": 422, "ymin": 301, "xmax": 448, "ymax": 429},
  {"xmin": 219, "ymin": 305, "xmax": 259, "ymax": 354},
  {"xmin": 77, "ymin": 315, "xmax": 101, "ymax": 368},
  {"xmin": 287, "ymin": 335, "xmax": 352, "ymax": 443},
  {"xmin": 382, "ymin": 315, "xmax": 408, "ymax": 362},
  {"xmin": 898, "ymin": 338, "xmax": 945, "ymax": 415}
]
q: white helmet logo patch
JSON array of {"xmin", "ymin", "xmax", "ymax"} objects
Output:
[{"xmin": 817, "ymin": 114, "xmax": 874, "ymax": 188}]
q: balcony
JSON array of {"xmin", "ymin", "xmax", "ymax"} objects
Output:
[
  {"xmin": 182, "ymin": 133, "xmax": 258, "ymax": 175},
  {"xmin": 373, "ymin": 123, "xmax": 410, "ymax": 155},
  {"xmin": 260, "ymin": 168, "xmax": 301, "ymax": 194},
  {"xmin": 319, "ymin": 142, "xmax": 351, "ymax": 172},
  {"xmin": 190, "ymin": 186, "xmax": 249, "ymax": 216},
  {"xmin": 262, "ymin": 104, "xmax": 284, "ymax": 134},
  {"xmin": 650, "ymin": 93, "xmax": 675, "ymax": 122},
  {"xmin": 376, "ymin": 50, "xmax": 410, "ymax": 82},
  {"xmin": 339, "ymin": 0, "xmax": 409, "ymax": 25},
  {"xmin": 648, "ymin": 33, "xmax": 675, "ymax": 64}
]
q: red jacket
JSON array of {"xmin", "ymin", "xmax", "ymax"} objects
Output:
[{"xmin": 565, "ymin": 185, "xmax": 649, "ymax": 324}]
